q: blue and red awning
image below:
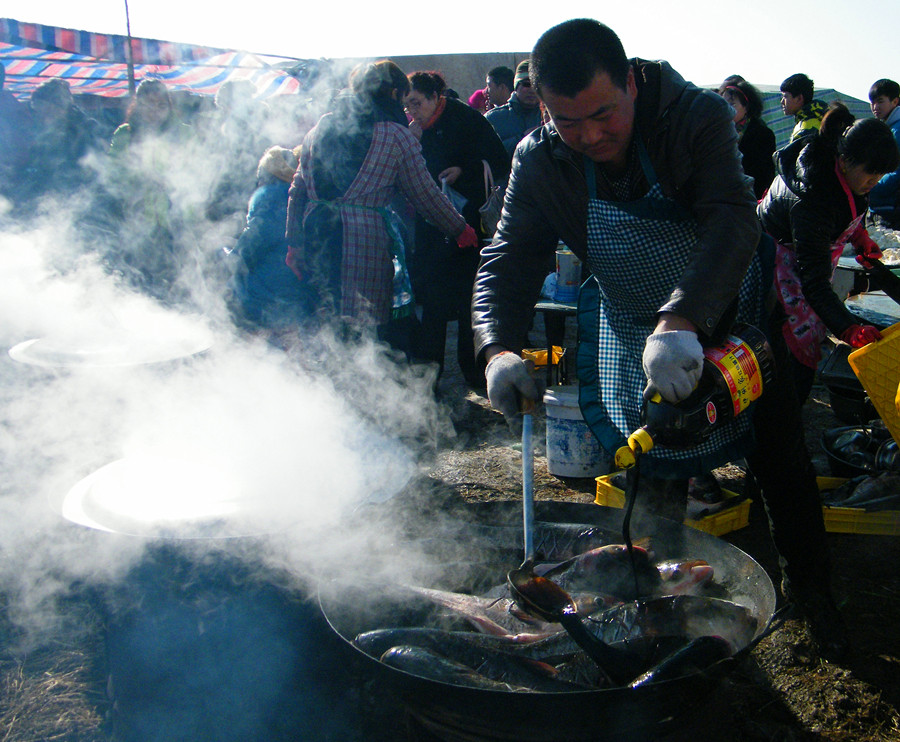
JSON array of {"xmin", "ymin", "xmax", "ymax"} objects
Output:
[{"xmin": 1, "ymin": 17, "xmax": 308, "ymax": 99}]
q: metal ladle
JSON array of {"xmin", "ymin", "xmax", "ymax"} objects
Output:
[
  {"xmin": 507, "ymin": 393, "xmax": 645, "ymax": 686},
  {"xmin": 507, "ymin": 565, "xmax": 637, "ymax": 686}
]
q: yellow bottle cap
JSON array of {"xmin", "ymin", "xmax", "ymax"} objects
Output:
[
  {"xmin": 629, "ymin": 427, "xmax": 655, "ymax": 455},
  {"xmin": 614, "ymin": 445, "xmax": 636, "ymax": 470}
]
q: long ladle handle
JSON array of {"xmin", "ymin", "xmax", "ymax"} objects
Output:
[
  {"xmin": 557, "ymin": 613, "xmax": 622, "ymax": 686},
  {"xmin": 521, "ymin": 398, "xmax": 535, "ymax": 562},
  {"xmin": 623, "ymin": 459, "xmax": 641, "ymax": 598}
]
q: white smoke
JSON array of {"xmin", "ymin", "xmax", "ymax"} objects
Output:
[{"xmin": 0, "ymin": 173, "xmax": 455, "ymax": 650}]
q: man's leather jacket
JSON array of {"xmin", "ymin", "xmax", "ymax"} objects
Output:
[{"xmin": 472, "ymin": 59, "xmax": 760, "ymax": 359}]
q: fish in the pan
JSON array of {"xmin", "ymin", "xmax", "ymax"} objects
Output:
[
  {"xmin": 355, "ymin": 628, "xmax": 586, "ymax": 691},
  {"xmin": 628, "ymin": 635, "xmax": 733, "ymax": 687},
  {"xmin": 380, "ymin": 645, "xmax": 540, "ymax": 692},
  {"xmin": 399, "ymin": 553, "xmax": 713, "ymax": 640},
  {"xmin": 535, "ymin": 545, "xmax": 714, "ymax": 600},
  {"xmin": 655, "ymin": 559, "xmax": 716, "ymax": 594},
  {"xmin": 360, "ymin": 627, "xmax": 692, "ymax": 690},
  {"xmin": 399, "ymin": 583, "xmax": 611, "ymax": 637},
  {"xmin": 585, "ymin": 595, "xmax": 760, "ymax": 650}
]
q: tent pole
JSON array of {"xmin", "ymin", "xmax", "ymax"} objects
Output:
[{"xmin": 124, "ymin": 0, "xmax": 136, "ymax": 97}]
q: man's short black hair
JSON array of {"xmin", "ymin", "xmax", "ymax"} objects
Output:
[
  {"xmin": 869, "ymin": 78, "xmax": 900, "ymax": 103},
  {"xmin": 530, "ymin": 19, "xmax": 630, "ymax": 98},
  {"xmin": 487, "ymin": 66, "xmax": 514, "ymax": 91},
  {"xmin": 780, "ymin": 73, "xmax": 814, "ymax": 105}
]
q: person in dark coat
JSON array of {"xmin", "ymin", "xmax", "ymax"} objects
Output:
[
  {"xmin": 286, "ymin": 61, "xmax": 476, "ymax": 354},
  {"xmin": 21, "ymin": 77, "xmax": 104, "ymax": 203},
  {"xmin": 758, "ymin": 103, "xmax": 900, "ymax": 402},
  {"xmin": 721, "ymin": 80, "xmax": 776, "ymax": 200},
  {"xmin": 404, "ymin": 70, "xmax": 510, "ymax": 387},
  {"xmin": 227, "ymin": 145, "xmax": 315, "ymax": 334},
  {"xmin": 105, "ymin": 79, "xmax": 193, "ymax": 302},
  {"xmin": 0, "ymin": 62, "xmax": 34, "ymax": 204}
]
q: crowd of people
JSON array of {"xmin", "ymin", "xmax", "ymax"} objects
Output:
[
  {"xmin": 0, "ymin": 59, "xmax": 498, "ymax": 384},
  {"xmin": 3, "ymin": 25, "xmax": 900, "ymax": 665}
]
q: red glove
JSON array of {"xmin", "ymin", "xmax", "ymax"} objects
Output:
[
  {"xmin": 456, "ymin": 224, "xmax": 479, "ymax": 249},
  {"xmin": 285, "ymin": 245, "xmax": 304, "ymax": 281},
  {"xmin": 854, "ymin": 233, "xmax": 883, "ymax": 269},
  {"xmin": 840, "ymin": 324, "xmax": 882, "ymax": 348}
]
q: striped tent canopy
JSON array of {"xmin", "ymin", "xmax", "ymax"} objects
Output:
[
  {"xmin": 754, "ymin": 86, "xmax": 872, "ymax": 150},
  {"xmin": 0, "ymin": 16, "xmax": 229, "ymax": 65},
  {"xmin": 1, "ymin": 42, "xmax": 302, "ymax": 99}
]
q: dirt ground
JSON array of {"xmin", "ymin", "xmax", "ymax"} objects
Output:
[{"xmin": 2, "ymin": 320, "xmax": 900, "ymax": 742}]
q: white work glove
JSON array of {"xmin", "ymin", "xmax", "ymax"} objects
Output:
[
  {"xmin": 485, "ymin": 352, "xmax": 540, "ymax": 420},
  {"xmin": 642, "ymin": 331, "xmax": 704, "ymax": 404}
]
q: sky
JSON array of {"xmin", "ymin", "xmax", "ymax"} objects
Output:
[{"xmin": 2, "ymin": 1, "xmax": 895, "ymax": 103}]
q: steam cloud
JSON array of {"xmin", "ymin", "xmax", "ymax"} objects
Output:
[{"xmin": 0, "ymin": 84, "xmax": 459, "ymax": 651}]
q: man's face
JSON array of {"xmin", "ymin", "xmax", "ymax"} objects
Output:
[
  {"xmin": 516, "ymin": 79, "xmax": 540, "ymax": 108},
  {"xmin": 540, "ymin": 69, "xmax": 637, "ymax": 168},
  {"xmin": 871, "ymin": 94, "xmax": 900, "ymax": 121},
  {"xmin": 486, "ymin": 77, "xmax": 510, "ymax": 107},
  {"xmin": 781, "ymin": 91, "xmax": 803, "ymax": 116}
]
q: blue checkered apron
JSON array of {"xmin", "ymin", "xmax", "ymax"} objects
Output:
[{"xmin": 576, "ymin": 144, "xmax": 767, "ymax": 479}]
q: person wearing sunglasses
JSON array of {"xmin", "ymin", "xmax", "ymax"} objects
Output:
[{"xmin": 486, "ymin": 60, "xmax": 544, "ymax": 158}]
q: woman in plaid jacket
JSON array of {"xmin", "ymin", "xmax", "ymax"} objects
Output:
[{"xmin": 286, "ymin": 61, "xmax": 476, "ymax": 342}]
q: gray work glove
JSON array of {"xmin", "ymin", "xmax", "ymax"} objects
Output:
[
  {"xmin": 485, "ymin": 352, "xmax": 541, "ymax": 420},
  {"xmin": 642, "ymin": 331, "xmax": 704, "ymax": 404}
]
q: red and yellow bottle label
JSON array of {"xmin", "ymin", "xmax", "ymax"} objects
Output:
[{"xmin": 704, "ymin": 337, "xmax": 764, "ymax": 417}]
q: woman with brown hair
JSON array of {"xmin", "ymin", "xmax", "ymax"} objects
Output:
[
  {"xmin": 721, "ymin": 80, "xmax": 776, "ymax": 200},
  {"xmin": 286, "ymin": 61, "xmax": 476, "ymax": 352}
]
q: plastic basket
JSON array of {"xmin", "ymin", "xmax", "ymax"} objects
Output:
[
  {"xmin": 817, "ymin": 475, "xmax": 900, "ymax": 535},
  {"xmin": 594, "ymin": 472, "xmax": 750, "ymax": 537},
  {"xmin": 848, "ymin": 322, "xmax": 900, "ymax": 443}
]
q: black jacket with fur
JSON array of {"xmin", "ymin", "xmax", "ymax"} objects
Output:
[{"xmin": 757, "ymin": 134, "xmax": 868, "ymax": 337}]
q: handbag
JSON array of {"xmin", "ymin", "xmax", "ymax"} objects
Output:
[{"xmin": 478, "ymin": 159, "xmax": 506, "ymax": 237}]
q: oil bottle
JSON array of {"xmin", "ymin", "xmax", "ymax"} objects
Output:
[{"xmin": 615, "ymin": 324, "xmax": 776, "ymax": 469}]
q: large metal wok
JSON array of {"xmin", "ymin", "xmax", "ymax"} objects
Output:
[{"xmin": 319, "ymin": 500, "xmax": 776, "ymax": 742}]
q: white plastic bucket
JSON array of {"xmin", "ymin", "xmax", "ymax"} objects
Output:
[
  {"xmin": 554, "ymin": 247, "xmax": 581, "ymax": 303},
  {"xmin": 543, "ymin": 385, "xmax": 608, "ymax": 478}
]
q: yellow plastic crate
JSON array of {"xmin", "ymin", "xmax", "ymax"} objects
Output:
[
  {"xmin": 522, "ymin": 346, "xmax": 565, "ymax": 368},
  {"xmin": 818, "ymin": 475, "xmax": 900, "ymax": 535},
  {"xmin": 594, "ymin": 472, "xmax": 750, "ymax": 537},
  {"xmin": 848, "ymin": 322, "xmax": 900, "ymax": 443}
]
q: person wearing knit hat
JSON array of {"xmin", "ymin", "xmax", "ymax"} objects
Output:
[
  {"xmin": 468, "ymin": 87, "xmax": 489, "ymax": 113},
  {"xmin": 256, "ymin": 145, "xmax": 298, "ymax": 184},
  {"xmin": 226, "ymin": 144, "xmax": 314, "ymax": 333},
  {"xmin": 485, "ymin": 59, "xmax": 542, "ymax": 157},
  {"xmin": 514, "ymin": 60, "xmax": 530, "ymax": 88}
]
